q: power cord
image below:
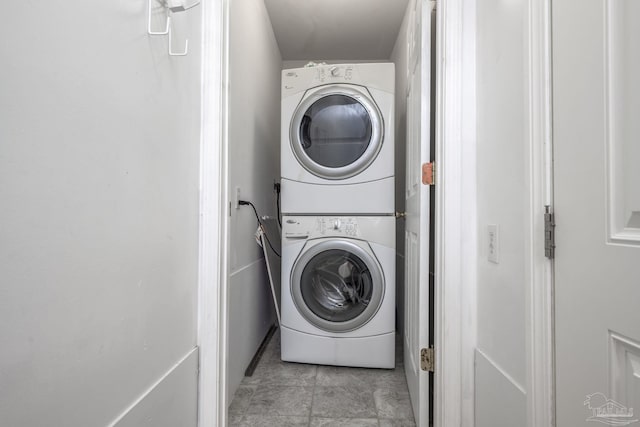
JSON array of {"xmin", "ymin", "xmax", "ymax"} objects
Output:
[
  {"xmin": 274, "ymin": 182, "xmax": 282, "ymax": 227},
  {"xmin": 239, "ymin": 200, "xmax": 281, "ymax": 257}
]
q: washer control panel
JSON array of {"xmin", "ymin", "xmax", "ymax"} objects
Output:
[
  {"xmin": 282, "ymin": 216, "xmax": 394, "ymax": 247},
  {"xmin": 282, "ymin": 216, "xmax": 359, "ymax": 239},
  {"xmin": 316, "ymin": 217, "xmax": 359, "ymax": 237}
]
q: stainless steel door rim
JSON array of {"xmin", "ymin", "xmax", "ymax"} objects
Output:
[
  {"xmin": 290, "ymin": 239, "xmax": 385, "ymax": 333},
  {"xmin": 290, "ymin": 84, "xmax": 384, "ymax": 180}
]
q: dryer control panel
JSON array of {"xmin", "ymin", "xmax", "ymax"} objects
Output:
[
  {"xmin": 281, "ymin": 63, "xmax": 395, "ymax": 99},
  {"xmin": 315, "ymin": 65, "xmax": 354, "ymax": 83}
]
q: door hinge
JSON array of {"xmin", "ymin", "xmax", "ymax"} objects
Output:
[
  {"xmin": 420, "ymin": 346, "xmax": 435, "ymax": 372},
  {"xmin": 422, "ymin": 162, "xmax": 435, "ymax": 185},
  {"xmin": 544, "ymin": 205, "xmax": 555, "ymax": 259}
]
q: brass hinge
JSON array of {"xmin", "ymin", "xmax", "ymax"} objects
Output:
[
  {"xmin": 420, "ymin": 347, "xmax": 435, "ymax": 372},
  {"xmin": 544, "ymin": 205, "xmax": 555, "ymax": 259},
  {"xmin": 422, "ymin": 162, "xmax": 435, "ymax": 185}
]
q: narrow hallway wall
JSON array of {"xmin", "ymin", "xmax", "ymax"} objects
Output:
[
  {"xmin": 475, "ymin": 0, "xmax": 529, "ymax": 424},
  {"xmin": 227, "ymin": 0, "xmax": 282, "ymax": 402},
  {"xmin": 0, "ymin": 1, "xmax": 202, "ymax": 426}
]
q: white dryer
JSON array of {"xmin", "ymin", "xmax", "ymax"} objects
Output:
[
  {"xmin": 281, "ymin": 63, "xmax": 395, "ymax": 215},
  {"xmin": 280, "ymin": 215, "xmax": 395, "ymax": 369}
]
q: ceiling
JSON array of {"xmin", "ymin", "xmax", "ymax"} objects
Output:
[{"xmin": 264, "ymin": 0, "xmax": 410, "ymax": 61}]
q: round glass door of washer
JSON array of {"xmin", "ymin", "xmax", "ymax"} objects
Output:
[
  {"xmin": 290, "ymin": 240, "xmax": 384, "ymax": 332},
  {"xmin": 290, "ymin": 86, "xmax": 384, "ymax": 180}
]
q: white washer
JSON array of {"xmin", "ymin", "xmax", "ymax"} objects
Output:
[
  {"xmin": 281, "ymin": 63, "xmax": 395, "ymax": 215},
  {"xmin": 280, "ymin": 215, "xmax": 395, "ymax": 368}
]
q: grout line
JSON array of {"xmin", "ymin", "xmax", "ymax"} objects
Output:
[
  {"xmin": 372, "ymin": 380, "xmax": 381, "ymax": 423},
  {"xmin": 308, "ymin": 367, "xmax": 317, "ymax": 427},
  {"xmin": 245, "ymin": 385, "xmax": 257, "ymax": 416}
]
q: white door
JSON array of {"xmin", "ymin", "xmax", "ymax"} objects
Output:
[
  {"xmin": 404, "ymin": 0, "xmax": 435, "ymax": 424},
  {"xmin": 553, "ymin": 0, "xmax": 640, "ymax": 425}
]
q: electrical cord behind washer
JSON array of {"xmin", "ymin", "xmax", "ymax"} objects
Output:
[
  {"xmin": 239, "ymin": 200, "xmax": 281, "ymax": 257},
  {"xmin": 274, "ymin": 182, "xmax": 282, "ymax": 228}
]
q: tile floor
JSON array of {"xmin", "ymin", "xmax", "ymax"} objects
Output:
[{"xmin": 228, "ymin": 330, "xmax": 416, "ymax": 427}]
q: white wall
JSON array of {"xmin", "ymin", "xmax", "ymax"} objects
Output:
[
  {"xmin": 475, "ymin": 349, "xmax": 526, "ymax": 427},
  {"xmin": 390, "ymin": 1, "xmax": 412, "ymax": 333},
  {"xmin": 0, "ymin": 1, "xmax": 202, "ymax": 426},
  {"xmin": 227, "ymin": 0, "xmax": 282, "ymax": 402},
  {"xmin": 475, "ymin": 0, "xmax": 529, "ymax": 424}
]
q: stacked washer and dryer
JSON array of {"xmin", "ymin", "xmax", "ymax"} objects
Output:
[{"xmin": 280, "ymin": 63, "xmax": 396, "ymax": 369}]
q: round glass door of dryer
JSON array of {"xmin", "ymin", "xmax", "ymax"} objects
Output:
[
  {"xmin": 290, "ymin": 86, "xmax": 384, "ymax": 180},
  {"xmin": 290, "ymin": 240, "xmax": 384, "ymax": 332}
]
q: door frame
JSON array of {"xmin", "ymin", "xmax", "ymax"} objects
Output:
[
  {"xmin": 433, "ymin": 0, "xmax": 477, "ymax": 424},
  {"xmin": 526, "ymin": 0, "xmax": 555, "ymax": 425},
  {"xmin": 434, "ymin": 0, "xmax": 555, "ymax": 424},
  {"xmin": 197, "ymin": 0, "xmax": 228, "ymax": 426},
  {"xmin": 196, "ymin": 0, "xmax": 555, "ymax": 426},
  {"xmin": 195, "ymin": 0, "xmax": 470, "ymax": 425}
]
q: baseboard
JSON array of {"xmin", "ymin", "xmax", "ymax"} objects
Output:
[
  {"xmin": 227, "ymin": 258, "xmax": 275, "ymax": 401},
  {"xmin": 244, "ymin": 324, "xmax": 278, "ymax": 376},
  {"xmin": 108, "ymin": 348, "xmax": 199, "ymax": 427}
]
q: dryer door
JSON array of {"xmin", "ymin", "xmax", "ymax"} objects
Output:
[
  {"xmin": 290, "ymin": 85, "xmax": 384, "ymax": 180},
  {"xmin": 290, "ymin": 239, "xmax": 384, "ymax": 332}
]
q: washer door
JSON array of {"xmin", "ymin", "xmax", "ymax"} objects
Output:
[
  {"xmin": 291, "ymin": 240, "xmax": 384, "ymax": 332},
  {"xmin": 290, "ymin": 85, "xmax": 384, "ymax": 180}
]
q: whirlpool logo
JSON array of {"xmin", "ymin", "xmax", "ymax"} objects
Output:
[{"xmin": 584, "ymin": 393, "xmax": 638, "ymax": 426}]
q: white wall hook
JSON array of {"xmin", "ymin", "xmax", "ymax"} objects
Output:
[
  {"xmin": 147, "ymin": 0, "xmax": 169, "ymax": 35},
  {"xmin": 167, "ymin": 0, "xmax": 201, "ymax": 13},
  {"xmin": 168, "ymin": 18, "xmax": 189, "ymax": 56}
]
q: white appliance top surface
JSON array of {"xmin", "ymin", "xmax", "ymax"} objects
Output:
[{"xmin": 264, "ymin": 0, "xmax": 409, "ymax": 60}]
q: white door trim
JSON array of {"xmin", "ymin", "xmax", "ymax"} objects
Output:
[
  {"xmin": 526, "ymin": 0, "xmax": 555, "ymax": 425},
  {"xmin": 458, "ymin": 0, "xmax": 478, "ymax": 424},
  {"xmin": 198, "ymin": 0, "xmax": 229, "ymax": 426},
  {"xmin": 435, "ymin": 0, "xmax": 556, "ymax": 425},
  {"xmin": 434, "ymin": 0, "xmax": 474, "ymax": 425}
]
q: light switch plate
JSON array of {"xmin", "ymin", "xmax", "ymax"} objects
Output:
[{"xmin": 488, "ymin": 224, "xmax": 499, "ymax": 263}]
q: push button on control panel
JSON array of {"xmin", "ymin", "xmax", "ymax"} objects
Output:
[
  {"xmin": 317, "ymin": 68, "xmax": 327, "ymax": 82},
  {"xmin": 345, "ymin": 67, "xmax": 353, "ymax": 80},
  {"xmin": 345, "ymin": 219, "xmax": 359, "ymax": 236}
]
